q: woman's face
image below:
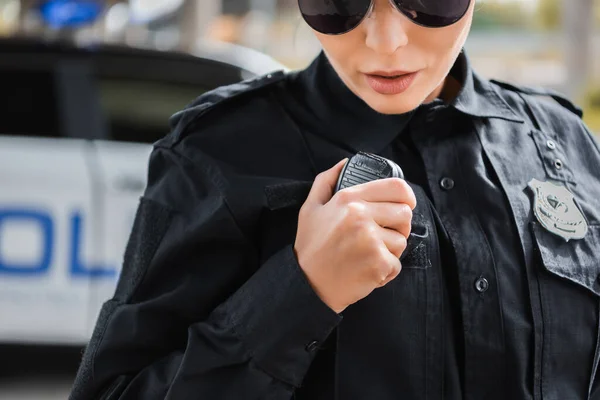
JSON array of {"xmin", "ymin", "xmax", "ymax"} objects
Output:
[{"xmin": 310, "ymin": 0, "xmax": 476, "ymax": 115}]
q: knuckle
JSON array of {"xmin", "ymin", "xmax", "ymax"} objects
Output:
[
  {"xmin": 393, "ymin": 236, "xmax": 408, "ymax": 258},
  {"xmin": 397, "ymin": 233, "xmax": 408, "ymax": 249},
  {"xmin": 404, "ymin": 203, "xmax": 414, "ymax": 218},
  {"xmin": 371, "ymin": 260, "xmax": 390, "ymax": 283},
  {"xmin": 406, "ymin": 187, "xmax": 418, "ymax": 209},
  {"xmin": 335, "ymin": 189, "xmax": 353, "ymax": 205},
  {"xmin": 382, "ymin": 260, "xmax": 395, "ymax": 280},
  {"xmin": 377, "ymin": 248, "xmax": 392, "ymax": 269},
  {"xmin": 388, "ymin": 258, "xmax": 401, "ymax": 275},
  {"xmin": 387, "ymin": 233, "xmax": 404, "ymax": 255},
  {"xmin": 391, "ymin": 179, "xmax": 409, "ymax": 200},
  {"xmin": 392, "ymin": 179, "xmax": 416, "ymax": 207},
  {"xmin": 358, "ymin": 224, "xmax": 378, "ymax": 246},
  {"xmin": 393, "ymin": 205, "xmax": 412, "ymax": 237},
  {"xmin": 369, "ymin": 226, "xmax": 382, "ymax": 246},
  {"xmin": 394, "ymin": 177, "xmax": 407, "ymax": 188},
  {"xmin": 399, "ymin": 203, "xmax": 413, "ymax": 221},
  {"xmin": 393, "ymin": 260, "xmax": 402, "ymax": 276},
  {"xmin": 346, "ymin": 201, "xmax": 367, "ymax": 220},
  {"xmin": 386, "ymin": 177, "xmax": 405, "ymax": 193}
]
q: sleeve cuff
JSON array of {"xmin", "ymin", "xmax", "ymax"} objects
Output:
[{"xmin": 216, "ymin": 244, "xmax": 342, "ymax": 387}]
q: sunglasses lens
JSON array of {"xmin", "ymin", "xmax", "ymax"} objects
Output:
[
  {"xmin": 393, "ymin": 0, "xmax": 471, "ymax": 27},
  {"xmin": 299, "ymin": 0, "xmax": 372, "ymax": 34}
]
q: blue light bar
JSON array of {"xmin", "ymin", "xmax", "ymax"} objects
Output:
[{"xmin": 39, "ymin": 0, "xmax": 103, "ymax": 29}]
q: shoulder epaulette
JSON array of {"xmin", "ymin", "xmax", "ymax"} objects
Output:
[
  {"xmin": 490, "ymin": 79, "xmax": 583, "ymax": 118},
  {"xmin": 166, "ymin": 70, "xmax": 287, "ymax": 144}
]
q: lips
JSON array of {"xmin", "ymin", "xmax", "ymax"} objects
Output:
[
  {"xmin": 367, "ymin": 71, "xmax": 413, "ymax": 78},
  {"xmin": 364, "ymin": 71, "xmax": 418, "ymax": 95},
  {"xmin": 374, "ymin": 74, "xmax": 405, "ymax": 80}
]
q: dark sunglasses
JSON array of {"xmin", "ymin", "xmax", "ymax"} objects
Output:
[{"xmin": 299, "ymin": 0, "xmax": 471, "ymax": 34}]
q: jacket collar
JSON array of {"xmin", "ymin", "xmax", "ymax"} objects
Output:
[
  {"xmin": 451, "ymin": 52, "xmax": 524, "ymax": 123},
  {"xmin": 294, "ymin": 50, "xmax": 524, "ymax": 154}
]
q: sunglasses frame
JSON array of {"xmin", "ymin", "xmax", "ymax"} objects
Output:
[{"xmin": 300, "ymin": 0, "xmax": 471, "ymax": 36}]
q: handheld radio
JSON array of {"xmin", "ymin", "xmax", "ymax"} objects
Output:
[{"xmin": 335, "ymin": 152, "xmax": 404, "ymax": 193}]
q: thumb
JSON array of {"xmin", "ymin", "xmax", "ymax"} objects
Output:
[{"xmin": 305, "ymin": 158, "xmax": 348, "ymax": 206}]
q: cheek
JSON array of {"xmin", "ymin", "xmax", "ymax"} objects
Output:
[
  {"xmin": 427, "ymin": 26, "xmax": 467, "ymax": 58},
  {"xmin": 316, "ymin": 31, "xmax": 361, "ymax": 63},
  {"xmin": 315, "ymin": 31, "xmax": 364, "ymax": 80},
  {"xmin": 420, "ymin": 19, "xmax": 471, "ymax": 74}
]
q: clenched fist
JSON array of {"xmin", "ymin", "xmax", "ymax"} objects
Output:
[{"xmin": 293, "ymin": 158, "xmax": 417, "ymax": 314}]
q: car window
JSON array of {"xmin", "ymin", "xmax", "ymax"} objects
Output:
[
  {"xmin": 97, "ymin": 78, "xmax": 208, "ymax": 144},
  {"xmin": 0, "ymin": 69, "xmax": 61, "ymax": 138}
]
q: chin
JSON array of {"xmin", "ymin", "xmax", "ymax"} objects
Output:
[{"xmin": 362, "ymin": 93, "xmax": 421, "ymax": 116}]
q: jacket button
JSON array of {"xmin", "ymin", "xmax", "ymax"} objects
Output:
[
  {"xmin": 554, "ymin": 159, "xmax": 563, "ymax": 170},
  {"xmin": 546, "ymin": 140, "xmax": 556, "ymax": 150},
  {"xmin": 305, "ymin": 340, "xmax": 319, "ymax": 352},
  {"xmin": 474, "ymin": 277, "xmax": 489, "ymax": 293},
  {"xmin": 440, "ymin": 177, "xmax": 455, "ymax": 190}
]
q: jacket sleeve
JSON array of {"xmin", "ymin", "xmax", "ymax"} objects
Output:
[{"xmin": 69, "ymin": 145, "xmax": 342, "ymax": 400}]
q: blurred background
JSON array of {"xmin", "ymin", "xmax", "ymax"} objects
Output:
[{"xmin": 0, "ymin": 0, "xmax": 598, "ymax": 399}]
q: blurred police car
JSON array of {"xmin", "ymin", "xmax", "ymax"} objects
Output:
[{"xmin": 0, "ymin": 38, "xmax": 286, "ymax": 346}]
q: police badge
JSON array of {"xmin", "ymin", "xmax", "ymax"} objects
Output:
[{"xmin": 528, "ymin": 178, "xmax": 589, "ymax": 242}]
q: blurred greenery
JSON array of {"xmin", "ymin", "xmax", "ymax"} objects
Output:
[
  {"xmin": 472, "ymin": 2, "xmax": 530, "ymax": 31},
  {"xmin": 473, "ymin": 0, "xmax": 600, "ymax": 32},
  {"xmin": 587, "ymin": 88, "xmax": 600, "ymax": 110},
  {"xmin": 537, "ymin": 0, "xmax": 560, "ymax": 30},
  {"xmin": 584, "ymin": 85, "xmax": 600, "ymax": 133},
  {"xmin": 471, "ymin": 1, "xmax": 600, "ymax": 133}
]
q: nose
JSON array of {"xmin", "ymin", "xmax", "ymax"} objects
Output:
[{"xmin": 364, "ymin": 0, "xmax": 409, "ymax": 55}]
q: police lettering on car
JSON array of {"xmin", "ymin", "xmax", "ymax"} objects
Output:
[{"xmin": 72, "ymin": 1, "xmax": 600, "ymax": 399}]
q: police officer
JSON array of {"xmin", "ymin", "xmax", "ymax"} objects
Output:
[{"xmin": 70, "ymin": 0, "xmax": 600, "ymax": 399}]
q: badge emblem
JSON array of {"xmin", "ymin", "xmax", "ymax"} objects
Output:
[{"xmin": 528, "ymin": 178, "xmax": 588, "ymax": 242}]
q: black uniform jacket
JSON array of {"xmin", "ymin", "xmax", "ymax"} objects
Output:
[{"xmin": 70, "ymin": 51, "xmax": 600, "ymax": 400}]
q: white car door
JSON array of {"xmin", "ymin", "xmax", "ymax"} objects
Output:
[
  {"xmin": 0, "ymin": 61, "xmax": 108, "ymax": 346},
  {"xmin": 0, "ymin": 135, "xmax": 98, "ymax": 345}
]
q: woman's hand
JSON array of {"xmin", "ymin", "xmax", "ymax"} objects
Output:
[{"xmin": 294, "ymin": 158, "xmax": 417, "ymax": 314}]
